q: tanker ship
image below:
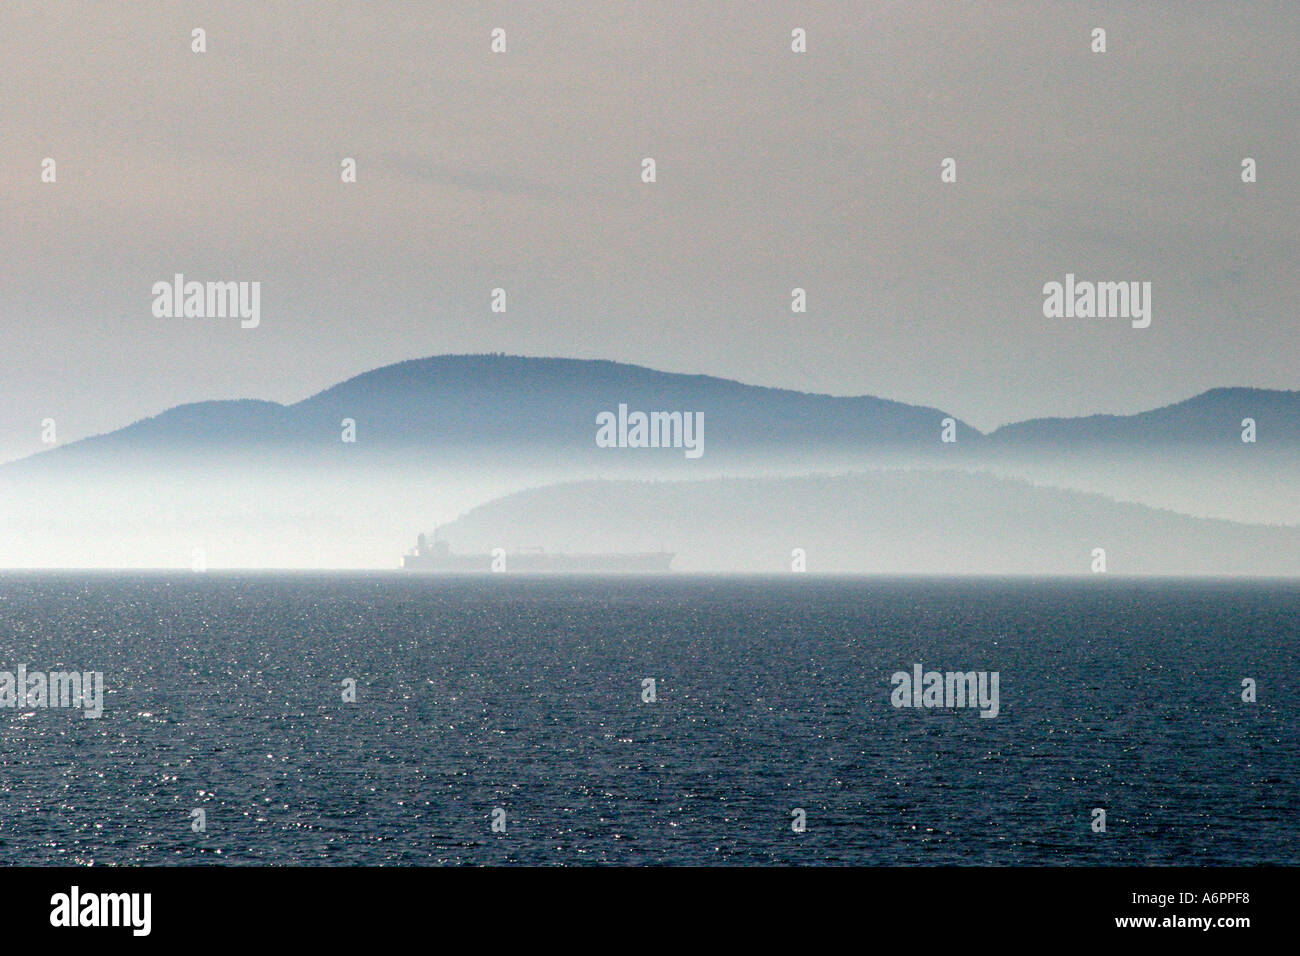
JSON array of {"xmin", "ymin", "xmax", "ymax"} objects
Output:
[{"xmin": 402, "ymin": 533, "xmax": 674, "ymax": 573}]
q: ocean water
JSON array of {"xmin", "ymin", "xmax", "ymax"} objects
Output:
[{"xmin": 0, "ymin": 573, "xmax": 1295, "ymax": 866}]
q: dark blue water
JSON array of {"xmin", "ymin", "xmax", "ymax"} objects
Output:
[{"xmin": 0, "ymin": 573, "xmax": 1295, "ymax": 865}]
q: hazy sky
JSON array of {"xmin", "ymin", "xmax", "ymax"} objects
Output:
[{"xmin": 3, "ymin": 1, "xmax": 1297, "ymax": 463}]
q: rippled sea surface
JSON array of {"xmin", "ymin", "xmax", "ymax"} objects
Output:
[{"xmin": 0, "ymin": 573, "xmax": 1296, "ymax": 866}]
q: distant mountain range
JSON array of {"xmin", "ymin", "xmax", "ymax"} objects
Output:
[
  {"xmin": 6, "ymin": 355, "xmax": 1295, "ymax": 467},
  {"xmin": 986, "ymin": 386, "xmax": 1300, "ymax": 448},
  {"xmin": 0, "ymin": 354, "xmax": 1295, "ymax": 568},
  {"xmin": 2, "ymin": 354, "xmax": 978, "ymax": 469}
]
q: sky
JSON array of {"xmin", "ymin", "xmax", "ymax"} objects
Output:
[{"xmin": 2, "ymin": 0, "xmax": 1298, "ymax": 464}]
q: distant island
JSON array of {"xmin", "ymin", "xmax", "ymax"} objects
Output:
[{"xmin": 433, "ymin": 472, "xmax": 1300, "ymax": 576}]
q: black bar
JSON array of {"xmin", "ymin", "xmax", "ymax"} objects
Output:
[{"xmin": 2, "ymin": 865, "xmax": 1280, "ymax": 942}]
